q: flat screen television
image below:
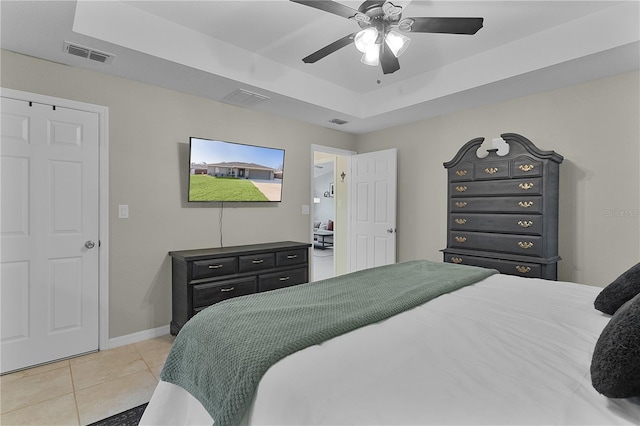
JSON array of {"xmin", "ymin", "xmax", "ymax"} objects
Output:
[{"xmin": 188, "ymin": 137, "xmax": 285, "ymax": 202}]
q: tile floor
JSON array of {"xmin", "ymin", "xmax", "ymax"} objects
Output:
[
  {"xmin": 0, "ymin": 334, "xmax": 175, "ymax": 426},
  {"xmin": 312, "ymin": 247, "xmax": 334, "ymax": 281}
]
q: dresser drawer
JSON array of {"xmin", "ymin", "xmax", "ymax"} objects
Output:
[
  {"xmin": 450, "ymin": 232, "xmax": 543, "ymax": 257},
  {"xmin": 239, "ymin": 253, "xmax": 275, "ymax": 272},
  {"xmin": 192, "ymin": 277, "xmax": 257, "ymax": 308},
  {"xmin": 473, "ymin": 160, "xmax": 510, "ymax": 180},
  {"xmin": 450, "ymin": 196, "xmax": 542, "ymax": 213},
  {"xmin": 444, "ymin": 254, "xmax": 542, "ymax": 278},
  {"xmin": 450, "ymin": 213, "xmax": 542, "ymax": 235},
  {"xmin": 258, "ymin": 267, "xmax": 308, "ymax": 292},
  {"xmin": 449, "ymin": 161, "xmax": 473, "ymax": 182},
  {"xmin": 192, "ymin": 257, "xmax": 237, "ymax": 279},
  {"xmin": 450, "ymin": 178, "xmax": 542, "ymax": 197},
  {"xmin": 276, "ymin": 249, "xmax": 308, "ymax": 267},
  {"xmin": 513, "ymin": 157, "xmax": 543, "ymax": 178}
]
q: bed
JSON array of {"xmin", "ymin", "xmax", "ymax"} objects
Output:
[{"xmin": 140, "ymin": 260, "xmax": 640, "ymax": 425}]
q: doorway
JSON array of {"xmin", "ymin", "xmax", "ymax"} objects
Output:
[{"xmin": 311, "ymin": 145, "xmax": 355, "ymax": 281}]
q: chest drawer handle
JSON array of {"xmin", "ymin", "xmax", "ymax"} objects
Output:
[
  {"xmin": 519, "ymin": 183, "xmax": 534, "ymax": 190},
  {"xmin": 220, "ymin": 287, "xmax": 235, "ymax": 292},
  {"xmin": 518, "ymin": 201, "xmax": 534, "ymax": 208},
  {"xmin": 252, "ymin": 259, "xmax": 265, "ymax": 264},
  {"xmin": 208, "ymin": 264, "xmax": 223, "ymax": 269},
  {"xmin": 451, "ymin": 257, "xmax": 463, "ymax": 264},
  {"xmin": 519, "ymin": 164, "xmax": 535, "ymax": 172},
  {"xmin": 455, "ymin": 202, "xmax": 468, "ymax": 208},
  {"xmin": 454, "ymin": 218, "xmax": 467, "ymax": 225},
  {"xmin": 279, "ymin": 276, "xmax": 290, "ymax": 281},
  {"xmin": 518, "ymin": 241, "xmax": 534, "ymax": 249},
  {"xmin": 286, "ymin": 254, "xmax": 298, "ymax": 259},
  {"xmin": 455, "ymin": 170, "xmax": 468, "ymax": 177},
  {"xmin": 484, "ymin": 167, "xmax": 499, "ymax": 174},
  {"xmin": 455, "ymin": 186, "xmax": 467, "ymax": 192},
  {"xmin": 454, "ymin": 236, "xmax": 467, "ymax": 243},
  {"xmin": 516, "ymin": 266, "xmax": 531, "ymax": 274},
  {"xmin": 518, "ymin": 220, "xmax": 534, "ymax": 228}
]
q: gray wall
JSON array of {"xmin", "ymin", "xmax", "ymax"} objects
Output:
[
  {"xmin": 2, "ymin": 49, "xmax": 639, "ymax": 340},
  {"xmin": 355, "ymin": 71, "xmax": 640, "ymax": 287},
  {"xmin": 1, "ymin": 49, "xmax": 357, "ymax": 338}
]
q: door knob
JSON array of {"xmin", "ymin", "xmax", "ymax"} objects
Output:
[
  {"xmin": 387, "ymin": 228, "xmax": 394, "ymax": 233},
  {"xmin": 85, "ymin": 240, "xmax": 96, "ymax": 249}
]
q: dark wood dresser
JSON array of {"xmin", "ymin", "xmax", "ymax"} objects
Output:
[
  {"xmin": 442, "ymin": 133, "xmax": 563, "ymax": 280},
  {"xmin": 169, "ymin": 241, "xmax": 311, "ymax": 334}
]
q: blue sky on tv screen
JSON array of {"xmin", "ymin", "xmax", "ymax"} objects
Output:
[{"xmin": 190, "ymin": 138, "xmax": 284, "ymax": 169}]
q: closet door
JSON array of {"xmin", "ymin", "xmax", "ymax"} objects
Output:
[{"xmin": 1, "ymin": 97, "xmax": 100, "ymax": 373}]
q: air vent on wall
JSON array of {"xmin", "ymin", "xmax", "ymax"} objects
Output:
[
  {"xmin": 222, "ymin": 89, "xmax": 270, "ymax": 107},
  {"xmin": 329, "ymin": 118, "xmax": 349, "ymax": 125},
  {"xmin": 64, "ymin": 42, "xmax": 114, "ymax": 64}
]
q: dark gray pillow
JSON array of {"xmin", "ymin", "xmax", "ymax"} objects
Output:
[
  {"xmin": 591, "ymin": 293, "xmax": 640, "ymax": 398},
  {"xmin": 594, "ymin": 263, "xmax": 640, "ymax": 315}
]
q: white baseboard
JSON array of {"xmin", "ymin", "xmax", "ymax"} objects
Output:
[{"xmin": 106, "ymin": 324, "xmax": 171, "ymax": 350}]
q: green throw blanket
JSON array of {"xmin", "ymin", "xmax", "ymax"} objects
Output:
[{"xmin": 160, "ymin": 260, "xmax": 497, "ymax": 426}]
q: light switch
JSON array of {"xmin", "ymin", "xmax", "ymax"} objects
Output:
[
  {"xmin": 118, "ymin": 205, "xmax": 129, "ymax": 219},
  {"xmin": 301, "ymin": 204, "xmax": 310, "ymax": 215}
]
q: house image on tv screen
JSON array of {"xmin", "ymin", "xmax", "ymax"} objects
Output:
[{"xmin": 192, "ymin": 161, "xmax": 279, "ymax": 180}]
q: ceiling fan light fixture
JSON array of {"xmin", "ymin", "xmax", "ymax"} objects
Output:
[
  {"xmin": 382, "ymin": 1, "xmax": 403, "ymax": 17},
  {"xmin": 360, "ymin": 45, "xmax": 380, "ymax": 66},
  {"xmin": 385, "ymin": 30, "xmax": 411, "ymax": 58},
  {"xmin": 354, "ymin": 27, "xmax": 378, "ymax": 53}
]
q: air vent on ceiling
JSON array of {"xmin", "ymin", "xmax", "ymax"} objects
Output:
[
  {"xmin": 222, "ymin": 89, "xmax": 270, "ymax": 107},
  {"xmin": 64, "ymin": 42, "xmax": 114, "ymax": 64},
  {"xmin": 329, "ymin": 118, "xmax": 349, "ymax": 125}
]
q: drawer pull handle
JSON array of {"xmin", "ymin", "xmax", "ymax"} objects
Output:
[
  {"xmin": 455, "ymin": 236, "xmax": 467, "ymax": 243},
  {"xmin": 455, "ymin": 170, "xmax": 468, "ymax": 177},
  {"xmin": 455, "ymin": 186, "xmax": 467, "ymax": 192},
  {"xmin": 220, "ymin": 287, "xmax": 235, "ymax": 292},
  {"xmin": 519, "ymin": 182, "xmax": 534, "ymax": 190},
  {"xmin": 518, "ymin": 220, "xmax": 534, "ymax": 228},
  {"xmin": 518, "ymin": 241, "xmax": 534, "ymax": 249},
  {"xmin": 252, "ymin": 259, "xmax": 265, "ymax": 264},
  {"xmin": 208, "ymin": 264, "xmax": 223, "ymax": 269},
  {"xmin": 518, "ymin": 201, "xmax": 534, "ymax": 208},
  {"xmin": 519, "ymin": 164, "xmax": 535, "ymax": 172},
  {"xmin": 516, "ymin": 266, "xmax": 531, "ymax": 273},
  {"xmin": 484, "ymin": 167, "xmax": 499, "ymax": 174},
  {"xmin": 455, "ymin": 202, "xmax": 468, "ymax": 208},
  {"xmin": 451, "ymin": 257, "xmax": 463, "ymax": 264},
  {"xmin": 286, "ymin": 254, "xmax": 298, "ymax": 259},
  {"xmin": 454, "ymin": 218, "xmax": 467, "ymax": 225},
  {"xmin": 279, "ymin": 276, "xmax": 290, "ymax": 281}
]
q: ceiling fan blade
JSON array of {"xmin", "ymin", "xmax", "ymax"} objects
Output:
[
  {"xmin": 303, "ymin": 33, "xmax": 356, "ymax": 63},
  {"xmin": 290, "ymin": 0, "xmax": 364, "ymax": 20},
  {"xmin": 380, "ymin": 43, "xmax": 400, "ymax": 74},
  {"xmin": 400, "ymin": 17, "xmax": 483, "ymax": 35}
]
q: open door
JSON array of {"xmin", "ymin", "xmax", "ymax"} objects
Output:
[{"xmin": 349, "ymin": 149, "xmax": 397, "ymax": 272}]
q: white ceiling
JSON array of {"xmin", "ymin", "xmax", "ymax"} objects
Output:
[{"xmin": 2, "ymin": 1, "xmax": 639, "ymax": 134}]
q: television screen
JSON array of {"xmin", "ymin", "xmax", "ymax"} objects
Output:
[{"xmin": 188, "ymin": 137, "xmax": 285, "ymax": 202}]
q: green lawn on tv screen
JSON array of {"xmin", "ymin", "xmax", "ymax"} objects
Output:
[{"xmin": 189, "ymin": 175, "xmax": 269, "ymax": 202}]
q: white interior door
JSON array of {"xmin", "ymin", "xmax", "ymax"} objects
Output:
[
  {"xmin": 1, "ymin": 97, "xmax": 100, "ymax": 373},
  {"xmin": 349, "ymin": 148, "xmax": 397, "ymax": 272}
]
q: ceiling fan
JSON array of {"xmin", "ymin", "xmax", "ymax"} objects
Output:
[{"xmin": 290, "ymin": 0, "xmax": 483, "ymax": 75}]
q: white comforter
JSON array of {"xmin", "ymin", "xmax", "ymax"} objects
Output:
[{"xmin": 141, "ymin": 274, "xmax": 640, "ymax": 425}]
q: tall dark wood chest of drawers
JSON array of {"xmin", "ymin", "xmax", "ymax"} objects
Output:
[
  {"xmin": 442, "ymin": 133, "xmax": 564, "ymax": 280},
  {"xmin": 169, "ymin": 241, "xmax": 311, "ymax": 334}
]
